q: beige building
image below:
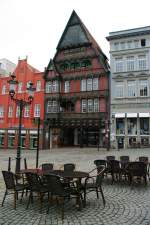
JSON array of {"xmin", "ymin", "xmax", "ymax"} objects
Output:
[{"xmin": 107, "ymin": 26, "xmax": 150, "ymax": 149}]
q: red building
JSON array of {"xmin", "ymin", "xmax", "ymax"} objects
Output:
[
  {"xmin": 0, "ymin": 58, "xmax": 44, "ymax": 150},
  {"xmin": 44, "ymin": 11, "xmax": 110, "ymax": 149}
]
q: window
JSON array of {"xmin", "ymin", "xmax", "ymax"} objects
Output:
[
  {"xmin": 8, "ymin": 106, "xmax": 13, "ymax": 118},
  {"xmin": 139, "ymin": 80, "xmax": 148, "ymax": 96},
  {"xmin": 120, "ymin": 42, "xmax": 125, "ymax": 50},
  {"xmin": 47, "ymin": 101, "xmax": 58, "ymax": 113},
  {"xmin": 141, "ymin": 39, "xmax": 146, "ymax": 47},
  {"xmin": 52, "ymin": 80, "xmax": 59, "ymax": 92},
  {"xmin": 93, "ymin": 78, "xmax": 99, "ymax": 90},
  {"xmin": 0, "ymin": 106, "xmax": 4, "ymax": 118},
  {"xmin": 34, "ymin": 104, "xmax": 40, "ymax": 117},
  {"xmin": 26, "ymin": 81, "xmax": 32, "ymax": 89},
  {"xmin": 16, "ymin": 106, "xmax": 20, "ymax": 117},
  {"xmin": 24, "ymin": 105, "xmax": 30, "ymax": 117},
  {"xmin": 134, "ymin": 40, "xmax": 139, "ymax": 48},
  {"xmin": 18, "ymin": 82, "xmax": 23, "ymax": 93},
  {"xmin": 81, "ymin": 79, "xmax": 86, "ymax": 91},
  {"xmin": 115, "ymin": 82, "xmax": 124, "ymax": 98},
  {"xmin": 126, "ymin": 56, "xmax": 134, "ymax": 71},
  {"xmin": 127, "ymin": 41, "xmax": 132, "ymax": 49},
  {"xmin": 127, "ymin": 81, "xmax": 136, "ymax": 97},
  {"xmin": 45, "ymin": 82, "xmax": 52, "ymax": 93},
  {"xmin": 114, "ymin": 42, "xmax": 119, "ymax": 51},
  {"xmin": 2, "ymin": 84, "xmax": 6, "ymax": 94},
  {"xmin": 138, "ymin": 55, "xmax": 147, "ymax": 70},
  {"xmin": 36, "ymin": 81, "xmax": 41, "ymax": 91},
  {"xmin": 81, "ymin": 99, "xmax": 87, "ymax": 113},
  {"xmin": 115, "ymin": 58, "xmax": 123, "ymax": 72},
  {"xmin": 93, "ymin": 99, "xmax": 99, "ymax": 112},
  {"xmin": 87, "ymin": 78, "xmax": 92, "ymax": 91},
  {"xmin": 64, "ymin": 81, "xmax": 70, "ymax": 93},
  {"xmin": 88, "ymin": 99, "xmax": 93, "ymax": 112},
  {"xmin": 116, "ymin": 118, "xmax": 125, "ymax": 135},
  {"xmin": 81, "ymin": 99, "xmax": 99, "ymax": 113},
  {"xmin": 140, "ymin": 118, "xmax": 149, "ymax": 135},
  {"xmin": 127, "ymin": 118, "xmax": 137, "ymax": 135}
]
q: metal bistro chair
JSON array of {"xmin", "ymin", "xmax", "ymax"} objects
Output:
[
  {"xmin": 45, "ymin": 174, "xmax": 83, "ymax": 220},
  {"xmin": 1, "ymin": 171, "xmax": 27, "ymax": 209},
  {"xmin": 107, "ymin": 160, "xmax": 121, "ymax": 184},
  {"xmin": 40, "ymin": 163, "xmax": 54, "ymax": 171},
  {"xmin": 139, "ymin": 157, "xmax": 149, "ymax": 179},
  {"xmin": 120, "ymin": 156, "xmax": 130, "ymax": 180},
  {"xmin": 127, "ymin": 161, "xmax": 147, "ymax": 185},
  {"xmin": 94, "ymin": 159, "xmax": 107, "ymax": 176},
  {"xmin": 83, "ymin": 166, "xmax": 106, "ymax": 207},
  {"xmin": 25, "ymin": 172, "xmax": 49, "ymax": 211}
]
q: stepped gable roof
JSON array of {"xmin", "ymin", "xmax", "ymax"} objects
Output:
[{"xmin": 56, "ymin": 10, "xmax": 102, "ymax": 52}]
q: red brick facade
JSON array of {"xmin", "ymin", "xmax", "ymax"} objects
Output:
[{"xmin": 0, "ymin": 58, "xmax": 44, "ymax": 150}]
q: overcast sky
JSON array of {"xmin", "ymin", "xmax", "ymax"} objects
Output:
[{"xmin": 1, "ymin": 0, "xmax": 150, "ymax": 71}]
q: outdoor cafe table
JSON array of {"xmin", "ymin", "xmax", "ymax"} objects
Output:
[{"xmin": 19, "ymin": 169, "xmax": 89, "ymax": 182}]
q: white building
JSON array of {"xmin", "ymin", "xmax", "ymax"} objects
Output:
[
  {"xmin": 0, "ymin": 58, "xmax": 16, "ymax": 76},
  {"xmin": 106, "ymin": 26, "xmax": 150, "ymax": 149}
]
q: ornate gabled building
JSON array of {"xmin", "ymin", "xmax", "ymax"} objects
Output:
[{"xmin": 44, "ymin": 10, "xmax": 110, "ymax": 149}]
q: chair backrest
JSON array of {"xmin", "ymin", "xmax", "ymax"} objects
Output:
[
  {"xmin": 106, "ymin": 156, "xmax": 115, "ymax": 161},
  {"xmin": 2, "ymin": 171, "xmax": 16, "ymax": 189},
  {"xmin": 139, "ymin": 156, "xmax": 148, "ymax": 163},
  {"xmin": 94, "ymin": 160, "xmax": 107, "ymax": 167},
  {"xmin": 127, "ymin": 161, "xmax": 147, "ymax": 176},
  {"xmin": 25, "ymin": 172, "xmax": 42, "ymax": 190},
  {"xmin": 45, "ymin": 174, "xmax": 65, "ymax": 195},
  {"xmin": 108, "ymin": 160, "xmax": 120, "ymax": 172},
  {"xmin": 64, "ymin": 163, "xmax": 75, "ymax": 172},
  {"xmin": 41, "ymin": 163, "xmax": 53, "ymax": 171},
  {"xmin": 120, "ymin": 156, "xmax": 129, "ymax": 162},
  {"xmin": 96, "ymin": 167, "xmax": 105, "ymax": 186}
]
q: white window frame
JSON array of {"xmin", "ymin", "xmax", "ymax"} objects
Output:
[
  {"xmin": 45, "ymin": 82, "xmax": 52, "ymax": 93},
  {"xmin": 87, "ymin": 78, "xmax": 92, "ymax": 91},
  {"xmin": 93, "ymin": 78, "xmax": 98, "ymax": 90},
  {"xmin": 16, "ymin": 106, "xmax": 20, "ymax": 117},
  {"xmin": 64, "ymin": 81, "xmax": 70, "ymax": 93},
  {"xmin": 47, "ymin": 101, "xmax": 58, "ymax": 113},
  {"xmin": 115, "ymin": 58, "xmax": 123, "ymax": 72},
  {"xmin": 24, "ymin": 105, "xmax": 30, "ymax": 117},
  {"xmin": 138, "ymin": 55, "xmax": 147, "ymax": 70},
  {"xmin": 8, "ymin": 106, "xmax": 13, "ymax": 118},
  {"xmin": 88, "ymin": 99, "xmax": 93, "ymax": 112},
  {"xmin": 18, "ymin": 82, "xmax": 23, "ymax": 93},
  {"xmin": 52, "ymin": 80, "xmax": 59, "ymax": 92},
  {"xmin": 2, "ymin": 84, "xmax": 6, "ymax": 94},
  {"xmin": 127, "ymin": 81, "xmax": 136, "ymax": 97},
  {"xmin": 34, "ymin": 104, "xmax": 40, "ymax": 117},
  {"xmin": 115, "ymin": 82, "xmax": 124, "ymax": 98},
  {"xmin": 81, "ymin": 99, "xmax": 87, "ymax": 113},
  {"xmin": 114, "ymin": 42, "xmax": 119, "ymax": 51},
  {"xmin": 94, "ymin": 99, "xmax": 99, "ymax": 112},
  {"xmin": 126, "ymin": 56, "xmax": 135, "ymax": 71},
  {"xmin": 0, "ymin": 106, "xmax": 4, "ymax": 118},
  {"xmin": 36, "ymin": 80, "xmax": 41, "ymax": 92},
  {"xmin": 139, "ymin": 80, "xmax": 148, "ymax": 97},
  {"xmin": 81, "ymin": 79, "xmax": 86, "ymax": 91}
]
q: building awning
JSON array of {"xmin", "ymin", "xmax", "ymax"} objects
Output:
[
  {"xmin": 30, "ymin": 130, "xmax": 38, "ymax": 134},
  {"xmin": 127, "ymin": 113, "xmax": 137, "ymax": 118},
  {"xmin": 139, "ymin": 113, "xmax": 150, "ymax": 118},
  {"xmin": 8, "ymin": 130, "xmax": 15, "ymax": 134},
  {"xmin": 115, "ymin": 113, "xmax": 125, "ymax": 118}
]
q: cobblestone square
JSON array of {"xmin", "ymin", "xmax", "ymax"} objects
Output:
[{"xmin": 0, "ymin": 148, "xmax": 150, "ymax": 225}]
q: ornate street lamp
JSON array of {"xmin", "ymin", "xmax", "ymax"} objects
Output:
[{"xmin": 8, "ymin": 73, "xmax": 35, "ymax": 173}]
